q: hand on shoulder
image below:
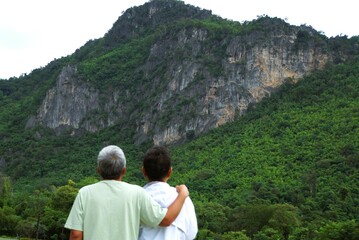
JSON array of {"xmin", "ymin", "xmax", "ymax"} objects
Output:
[{"xmin": 175, "ymin": 184, "xmax": 189, "ymax": 198}]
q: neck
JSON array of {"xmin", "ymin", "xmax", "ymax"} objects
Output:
[
  {"xmin": 149, "ymin": 179, "xmax": 167, "ymax": 183},
  {"xmin": 102, "ymin": 176, "xmax": 123, "ymax": 181}
]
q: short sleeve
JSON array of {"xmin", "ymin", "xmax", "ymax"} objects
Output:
[
  {"xmin": 64, "ymin": 191, "xmax": 84, "ymax": 231},
  {"xmin": 139, "ymin": 190, "xmax": 167, "ymax": 227}
]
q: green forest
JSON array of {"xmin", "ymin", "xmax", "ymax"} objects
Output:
[
  {"xmin": 0, "ymin": 0, "xmax": 359, "ymax": 239},
  {"xmin": 1, "ymin": 57, "xmax": 358, "ymax": 239}
]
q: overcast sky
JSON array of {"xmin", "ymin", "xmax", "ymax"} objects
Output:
[{"xmin": 0, "ymin": 0, "xmax": 357, "ymax": 79}]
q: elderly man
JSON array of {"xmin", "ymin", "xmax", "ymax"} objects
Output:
[{"xmin": 65, "ymin": 145, "xmax": 189, "ymax": 240}]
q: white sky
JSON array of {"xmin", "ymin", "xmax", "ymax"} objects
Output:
[{"xmin": 0, "ymin": 0, "xmax": 357, "ymax": 79}]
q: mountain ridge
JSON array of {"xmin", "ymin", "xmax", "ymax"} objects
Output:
[{"xmin": 16, "ymin": 0, "xmax": 359, "ymax": 146}]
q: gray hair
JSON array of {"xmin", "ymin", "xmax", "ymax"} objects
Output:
[{"xmin": 97, "ymin": 145, "xmax": 126, "ymax": 180}]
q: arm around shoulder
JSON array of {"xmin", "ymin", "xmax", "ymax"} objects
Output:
[{"xmin": 159, "ymin": 184, "xmax": 189, "ymax": 226}]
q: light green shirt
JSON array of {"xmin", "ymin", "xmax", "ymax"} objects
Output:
[{"xmin": 65, "ymin": 180, "xmax": 167, "ymax": 240}]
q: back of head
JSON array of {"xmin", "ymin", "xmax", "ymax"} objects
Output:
[
  {"xmin": 143, "ymin": 146, "xmax": 171, "ymax": 181},
  {"xmin": 97, "ymin": 145, "xmax": 126, "ymax": 180}
]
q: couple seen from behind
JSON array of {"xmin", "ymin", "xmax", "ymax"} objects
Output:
[{"xmin": 64, "ymin": 145, "xmax": 198, "ymax": 240}]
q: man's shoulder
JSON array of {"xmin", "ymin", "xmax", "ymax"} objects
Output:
[
  {"xmin": 122, "ymin": 181, "xmax": 146, "ymax": 192},
  {"xmin": 144, "ymin": 182, "xmax": 175, "ymax": 191},
  {"xmin": 144, "ymin": 182, "xmax": 178, "ymax": 196},
  {"xmin": 78, "ymin": 181, "xmax": 100, "ymax": 191},
  {"xmin": 80, "ymin": 180, "xmax": 144, "ymax": 193}
]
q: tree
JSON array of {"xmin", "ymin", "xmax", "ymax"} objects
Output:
[
  {"xmin": 253, "ymin": 227, "xmax": 283, "ymax": 240},
  {"xmin": 268, "ymin": 204, "xmax": 301, "ymax": 240},
  {"xmin": 195, "ymin": 229, "xmax": 220, "ymax": 240},
  {"xmin": 43, "ymin": 180, "xmax": 79, "ymax": 239},
  {"xmin": 231, "ymin": 204, "xmax": 272, "ymax": 237},
  {"xmin": 51, "ymin": 180, "xmax": 78, "ymax": 212},
  {"xmin": 315, "ymin": 220, "xmax": 359, "ymax": 240},
  {"xmin": 0, "ymin": 176, "xmax": 12, "ymax": 207},
  {"xmin": 0, "ymin": 206, "xmax": 21, "ymax": 236},
  {"xmin": 27, "ymin": 190, "xmax": 51, "ymax": 240},
  {"xmin": 231, "ymin": 204, "xmax": 301, "ymax": 238},
  {"xmin": 222, "ymin": 231, "xmax": 250, "ymax": 240},
  {"xmin": 196, "ymin": 201, "xmax": 230, "ymax": 233}
]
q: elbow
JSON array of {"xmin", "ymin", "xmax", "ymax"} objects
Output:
[
  {"xmin": 69, "ymin": 230, "xmax": 83, "ymax": 240},
  {"xmin": 159, "ymin": 217, "xmax": 173, "ymax": 227}
]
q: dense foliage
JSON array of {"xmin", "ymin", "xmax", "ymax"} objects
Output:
[
  {"xmin": 1, "ymin": 56, "xmax": 358, "ymax": 239},
  {"xmin": 0, "ymin": 0, "xmax": 358, "ymax": 238},
  {"xmin": 169, "ymin": 58, "xmax": 359, "ymax": 239}
]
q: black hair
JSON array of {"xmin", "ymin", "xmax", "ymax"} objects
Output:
[{"xmin": 143, "ymin": 146, "xmax": 171, "ymax": 181}]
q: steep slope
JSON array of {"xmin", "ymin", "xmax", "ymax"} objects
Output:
[
  {"xmin": 23, "ymin": 0, "xmax": 358, "ymax": 146},
  {"xmin": 168, "ymin": 57, "xmax": 359, "ymax": 236}
]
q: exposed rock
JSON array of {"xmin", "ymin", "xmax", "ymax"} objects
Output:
[
  {"xmin": 32, "ymin": 5, "xmax": 338, "ymax": 145},
  {"xmin": 36, "ymin": 65, "xmax": 100, "ymax": 134}
]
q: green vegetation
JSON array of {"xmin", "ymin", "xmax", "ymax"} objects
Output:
[
  {"xmin": 78, "ymin": 35, "xmax": 155, "ymax": 91},
  {"xmin": 1, "ymin": 56, "xmax": 358, "ymax": 239},
  {"xmin": 0, "ymin": 1, "xmax": 358, "ymax": 238}
]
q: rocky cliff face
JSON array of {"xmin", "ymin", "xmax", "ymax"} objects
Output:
[
  {"xmin": 35, "ymin": 66, "xmax": 99, "ymax": 134},
  {"xmin": 32, "ymin": 3, "xmax": 336, "ymax": 145},
  {"xmin": 133, "ymin": 24, "xmax": 331, "ymax": 145},
  {"xmin": 34, "ymin": 65, "xmax": 129, "ymax": 135}
]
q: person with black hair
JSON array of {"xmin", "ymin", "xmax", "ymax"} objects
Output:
[{"xmin": 139, "ymin": 146, "xmax": 198, "ymax": 240}]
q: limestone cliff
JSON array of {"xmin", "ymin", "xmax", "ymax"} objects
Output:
[
  {"xmin": 36, "ymin": 66, "xmax": 99, "ymax": 134},
  {"xmin": 138, "ymin": 24, "xmax": 331, "ymax": 145},
  {"xmin": 32, "ymin": 1, "xmax": 352, "ymax": 145}
]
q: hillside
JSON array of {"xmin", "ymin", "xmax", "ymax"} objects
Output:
[
  {"xmin": 1, "ymin": 0, "xmax": 358, "ymax": 148},
  {"xmin": 169, "ymin": 58, "xmax": 359, "ymax": 237},
  {"xmin": 1, "ymin": 54, "xmax": 358, "ymax": 239},
  {"xmin": 0, "ymin": 0, "xmax": 358, "ymax": 239}
]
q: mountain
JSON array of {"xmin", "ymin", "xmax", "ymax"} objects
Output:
[
  {"xmin": 0, "ymin": 0, "xmax": 358, "ymax": 239},
  {"xmin": 7, "ymin": 0, "xmax": 357, "ymax": 146}
]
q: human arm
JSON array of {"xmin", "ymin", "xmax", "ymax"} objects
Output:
[
  {"xmin": 65, "ymin": 191, "xmax": 84, "ymax": 240},
  {"xmin": 159, "ymin": 184, "xmax": 189, "ymax": 226},
  {"xmin": 69, "ymin": 230, "xmax": 83, "ymax": 240}
]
